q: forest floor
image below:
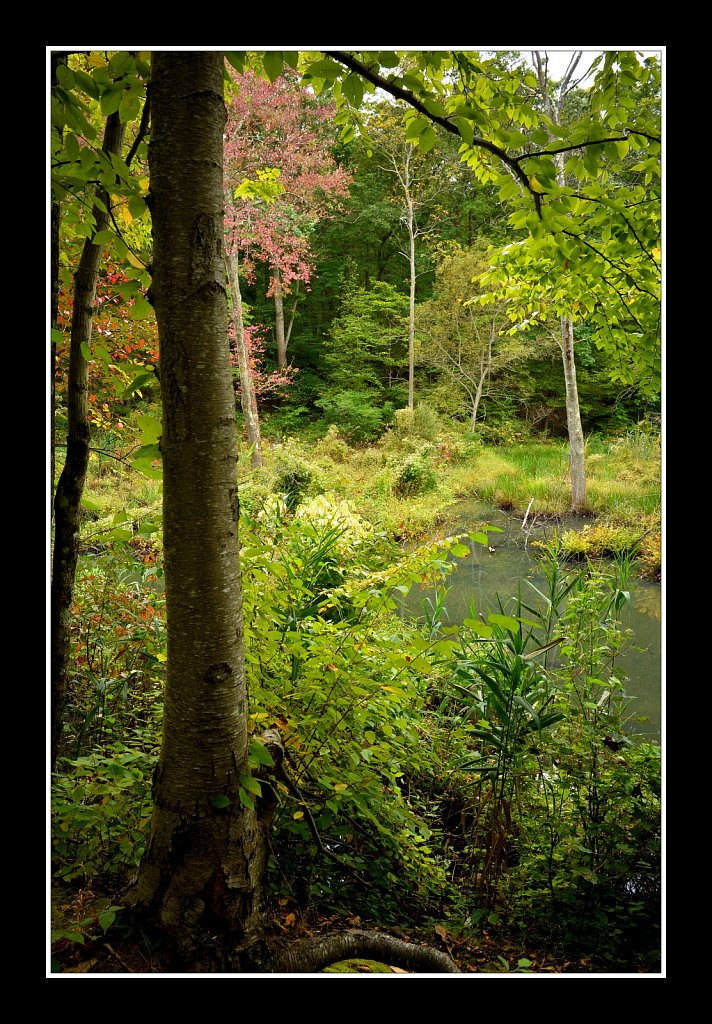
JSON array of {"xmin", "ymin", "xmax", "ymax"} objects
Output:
[{"xmin": 50, "ymin": 899, "xmax": 637, "ymax": 976}]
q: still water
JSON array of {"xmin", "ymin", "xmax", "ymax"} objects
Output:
[{"xmin": 399, "ymin": 502, "xmax": 662, "ymax": 742}]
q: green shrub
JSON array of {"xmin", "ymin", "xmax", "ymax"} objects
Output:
[
  {"xmin": 393, "ymin": 450, "xmax": 437, "ymax": 497},
  {"xmin": 394, "ymin": 402, "xmax": 441, "ymax": 440},
  {"xmin": 314, "ymin": 424, "xmax": 351, "ymax": 463},
  {"xmin": 316, "ymin": 390, "xmax": 393, "ymax": 443},
  {"xmin": 272, "ymin": 440, "xmax": 323, "ymax": 510}
]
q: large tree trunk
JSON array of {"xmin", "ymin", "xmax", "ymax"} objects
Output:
[
  {"xmin": 226, "ymin": 246, "xmax": 263, "ymax": 468},
  {"xmin": 130, "ymin": 52, "xmax": 270, "ymax": 965},
  {"xmin": 272, "ymin": 266, "xmax": 287, "ymax": 367},
  {"xmin": 50, "ymin": 110, "xmax": 125, "ymax": 772}
]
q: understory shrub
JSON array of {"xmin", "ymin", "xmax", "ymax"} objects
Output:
[
  {"xmin": 272, "ymin": 439, "xmax": 324, "ymax": 510},
  {"xmin": 393, "ymin": 450, "xmax": 438, "ymax": 497},
  {"xmin": 316, "ymin": 390, "xmax": 394, "ymax": 442}
]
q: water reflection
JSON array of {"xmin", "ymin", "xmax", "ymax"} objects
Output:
[{"xmin": 400, "ymin": 503, "xmax": 662, "ymax": 742}]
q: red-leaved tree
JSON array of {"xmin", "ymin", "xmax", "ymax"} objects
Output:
[{"xmin": 224, "ymin": 69, "xmax": 352, "ymax": 368}]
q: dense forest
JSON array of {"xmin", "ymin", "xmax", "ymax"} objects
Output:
[{"xmin": 49, "ymin": 48, "xmax": 663, "ymax": 976}]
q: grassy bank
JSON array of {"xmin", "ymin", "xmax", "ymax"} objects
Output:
[{"xmin": 72, "ymin": 413, "xmax": 661, "ymax": 578}]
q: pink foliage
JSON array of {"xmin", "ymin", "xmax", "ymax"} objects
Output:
[
  {"xmin": 228, "ymin": 319, "xmax": 297, "ymax": 397},
  {"xmin": 224, "ymin": 69, "xmax": 352, "ymax": 292}
]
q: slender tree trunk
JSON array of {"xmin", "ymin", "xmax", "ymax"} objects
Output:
[
  {"xmin": 533, "ymin": 51, "xmax": 587, "ymax": 514},
  {"xmin": 561, "ymin": 315, "xmax": 586, "ymax": 512},
  {"xmin": 272, "ymin": 266, "xmax": 287, "ymax": 367},
  {"xmin": 130, "ymin": 52, "xmax": 269, "ymax": 964},
  {"xmin": 406, "ymin": 189, "xmax": 416, "ymax": 411},
  {"xmin": 226, "ymin": 247, "xmax": 263, "ymax": 468},
  {"xmin": 50, "ymin": 110, "xmax": 125, "ymax": 772},
  {"xmin": 284, "ymin": 280, "xmax": 300, "ymax": 350}
]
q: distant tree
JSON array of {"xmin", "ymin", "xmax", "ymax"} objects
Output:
[
  {"xmin": 224, "ymin": 69, "xmax": 351, "ymax": 367},
  {"xmin": 366, "ymin": 105, "xmax": 450, "ymax": 410},
  {"xmin": 417, "ymin": 245, "xmax": 530, "ymax": 429}
]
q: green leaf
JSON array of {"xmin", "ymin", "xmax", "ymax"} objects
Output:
[
  {"xmin": 80, "ymin": 343, "xmax": 92, "ymax": 361},
  {"xmin": 53, "ymin": 931, "xmax": 85, "ymax": 945},
  {"xmin": 74, "ymin": 69, "xmax": 102, "ymax": 100},
  {"xmin": 450, "ymin": 544, "xmax": 470, "ymax": 558},
  {"xmin": 211, "ymin": 794, "xmax": 230, "ymax": 809},
  {"xmin": 263, "ymin": 51, "xmax": 284, "ymax": 83},
  {"xmin": 81, "ymin": 496, "xmax": 102, "ymax": 512},
  {"xmin": 119, "ymin": 91, "xmax": 142, "ymax": 124},
  {"xmin": 303, "ymin": 58, "xmax": 342, "ymax": 78},
  {"xmin": 239, "ymin": 773, "xmax": 262, "ymax": 796},
  {"xmin": 92, "ymin": 229, "xmax": 114, "ymax": 246},
  {"xmin": 128, "ymin": 195, "xmax": 147, "ymax": 219},
  {"xmin": 122, "ymin": 372, "xmax": 154, "ymax": 397},
  {"xmin": 129, "ymin": 297, "xmax": 151, "ymax": 320},
  {"xmin": 462, "ymin": 619, "xmax": 493, "ymax": 638},
  {"xmin": 453, "ymin": 116, "xmax": 473, "ymax": 146},
  {"xmin": 100, "ymin": 86, "xmax": 123, "ymax": 116},
  {"xmin": 226, "ymin": 52, "xmax": 245, "ymax": 74},
  {"xmin": 248, "ymin": 739, "xmax": 275, "ymax": 767},
  {"xmin": 487, "ymin": 613, "xmax": 521, "ymax": 632},
  {"xmin": 342, "ymin": 74, "xmax": 364, "ymax": 108},
  {"xmin": 530, "ymin": 128, "xmax": 551, "ymax": 146},
  {"xmin": 419, "ymin": 126, "xmax": 437, "ymax": 154},
  {"xmin": 239, "ymin": 787, "xmax": 256, "ymax": 811},
  {"xmin": 283, "ymin": 52, "xmax": 300, "ymax": 71},
  {"xmin": 137, "ymin": 415, "xmax": 162, "ymax": 444},
  {"xmin": 108, "ymin": 52, "xmax": 133, "ymax": 76},
  {"xmin": 469, "ymin": 531, "xmax": 489, "ymax": 545},
  {"xmin": 98, "ymin": 909, "xmax": 117, "ymax": 931},
  {"xmin": 109, "ymin": 528, "xmax": 133, "ymax": 543},
  {"xmin": 130, "ymin": 444, "xmax": 162, "ymax": 480},
  {"xmin": 378, "ymin": 52, "xmax": 400, "ymax": 68}
]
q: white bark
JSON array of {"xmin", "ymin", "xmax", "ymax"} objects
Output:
[
  {"xmin": 226, "ymin": 246, "xmax": 263, "ymax": 468},
  {"xmin": 533, "ymin": 51, "xmax": 587, "ymax": 513}
]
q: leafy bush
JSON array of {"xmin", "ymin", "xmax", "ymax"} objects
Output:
[
  {"xmin": 239, "ymin": 514, "xmax": 469, "ymax": 914},
  {"xmin": 394, "ymin": 402, "xmax": 441, "ymax": 440},
  {"xmin": 316, "ymin": 390, "xmax": 393, "ymax": 442},
  {"xmin": 272, "ymin": 440, "xmax": 323, "ymax": 510},
  {"xmin": 314, "ymin": 424, "xmax": 350, "ymax": 463},
  {"xmin": 393, "ymin": 450, "xmax": 437, "ymax": 497},
  {"xmin": 52, "ymin": 741, "xmax": 159, "ymax": 884}
]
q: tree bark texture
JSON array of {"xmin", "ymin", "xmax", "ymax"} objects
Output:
[
  {"xmin": 268, "ymin": 929, "xmax": 460, "ymax": 973},
  {"xmin": 130, "ymin": 52, "xmax": 269, "ymax": 957},
  {"xmin": 50, "ymin": 110, "xmax": 125, "ymax": 771}
]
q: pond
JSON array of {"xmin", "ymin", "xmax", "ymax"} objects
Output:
[{"xmin": 398, "ymin": 501, "xmax": 662, "ymax": 742}]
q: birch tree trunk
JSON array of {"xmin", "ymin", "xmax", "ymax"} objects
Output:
[
  {"xmin": 50, "ymin": 110, "xmax": 125, "ymax": 771},
  {"xmin": 534, "ymin": 51, "xmax": 587, "ymax": 513},
  {"xmin": 226, "ymin": 247, "xmax": 263, "ymax": 468},
  {"xmin": 272, "ymin": 266, "xmax": 287, "ymax": 367},
  {"xmin": 469, "ymin": 328, "xmax": 493, "ymax": 430},
  {"xmin": 561, "ymin": 315, "xmax": 586, "ymax": 512},
  {"xmin": 130, "ymin": 52, "xmax": 270, "ymax": 964},
  {"xmin": 406, "ymin": 184, "xmax": 416, "ymax": 411}
]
